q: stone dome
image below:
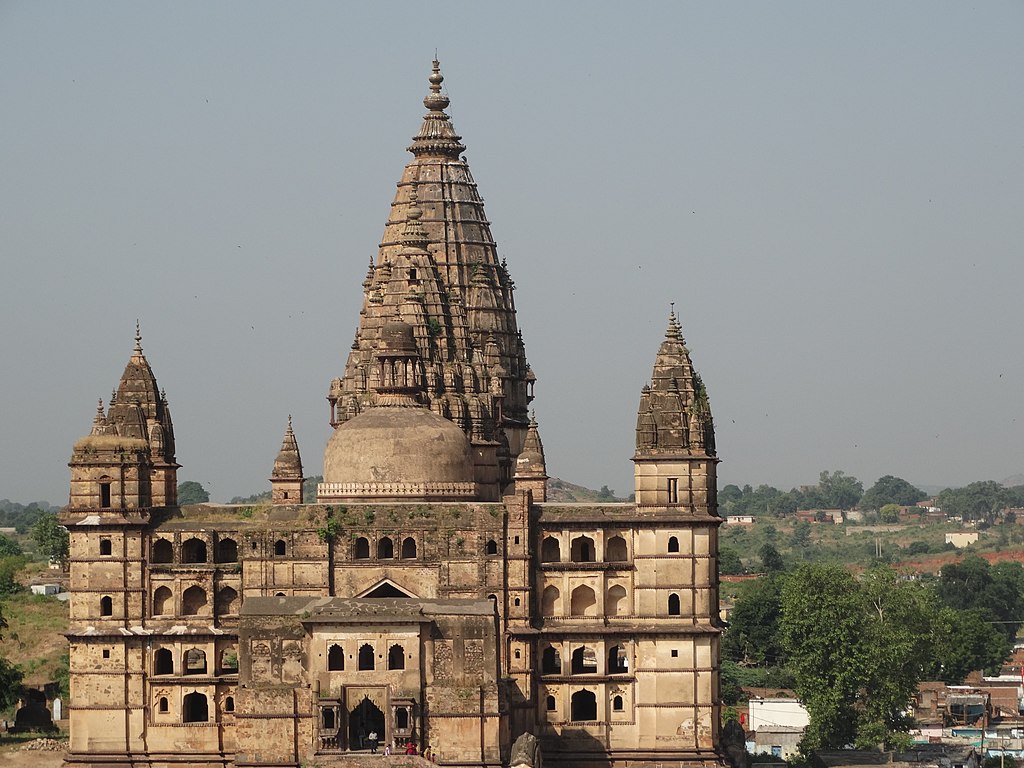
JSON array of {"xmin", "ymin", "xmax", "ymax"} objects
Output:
[{"xmin": 321, "ymin": 406, "xmax": 476, "ymax": 500}]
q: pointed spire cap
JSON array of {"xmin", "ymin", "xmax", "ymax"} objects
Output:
[
  {"xmin": 90, "ymin": 399, "xmax": 108, "ymax": 435},
  {"xmin": 272, "ymin": 415, "xmax": 303, "ymax": 479},
  {"xmin": 409, "ymin": 59, "xmax": 466, "ymax": 158},
  {"xmin": 132, "ymin": 320, "xmax": 145, "ymax": 358},
  {"xmin": 516, "ymin": 411, "xmax": 547, "ymax": 478}
]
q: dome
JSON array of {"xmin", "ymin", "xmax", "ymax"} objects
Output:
[{"xmin": 321, "ymin": 406, "xmax": 476, "ymax": 501}]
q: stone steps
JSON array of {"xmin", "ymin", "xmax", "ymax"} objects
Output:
[{"xmin": 312, "ymin": 753, "xmax": 435, "ymax": 768}]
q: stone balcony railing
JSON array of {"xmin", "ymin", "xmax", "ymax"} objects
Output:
[{"xmin": 317, "ymin": 481, "xmax": 478, "ymax": 501}]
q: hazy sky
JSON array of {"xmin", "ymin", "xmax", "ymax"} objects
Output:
[{"xmin": 2, "ymin": 2, "xmax": 1022, "ymax": 504}]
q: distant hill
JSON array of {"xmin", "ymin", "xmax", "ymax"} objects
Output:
[{"xmin": 546, "ymin": 478, "xmax": 629, "ymax": 503}]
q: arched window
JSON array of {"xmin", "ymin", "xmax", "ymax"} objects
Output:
[
  {"xmin": 668, "ymin": 593, "xmax": 681, "ymax": 616},
  {"xmin": 541, "ymin": 585, "xmax": 560, "ymax": 617},
  {"xmin": 99, "ymin": 538, "xmax": 112, "ymax": 556},
  {"xmin": 514, "ymin": 597, "xmax": 521, "ymax": 607},
  {"xmin": 546, "ymin": 695, "xmax": 556, "ymax": 711},
  {"xmin": 358, "ymin": 643, "xmax": 375, "ymax": 671},
  {"xmin": 354, "ymin": 537, "xmax": 370, "ymax": 559},
  {"xmin": 99, "ymin": 478, "xmax": 112, "ymax": 508},
  {"xmin": 225, "ymin": 696, "xmax": 234, "ymax": 713},
  {"xmin": 274, "ymin": 539, "xmax": 287, "ymax": 557},
  {"xmin": 183, "ymin": 692, "xmax": 209, "ymax": 723},
  {"xmin": 182, "ymin": 586, "xmax": 207, "ymax": 616},
  {"xmin": 99, "ymin": 596, "xmax": 113, "ymax": 616},
  {"xmin": 606, "ymin": 535, "xmax": 627, "ymax": 562},
  {"xmin": 606, "ymin": 585, "xmax": 628, "ymax": 617},
  {"xmin": 377, "ymin": 537, "xmax": 394, "ymax": 559},
  {"xmin": 322, "ymin": 708, "xmax": 335, "ymax": 729},
  {"xmin": 570, "ymin": 536, "xmax": 595, "ymax": 563},
  {"xmin": 153, "ymin": 586, "xmax": 173, "ymax": 616},
  {"xmin": 184, "ymin": 648, "xmax": 207, "ymax": 675},
  {"xmin": 668, "ymin": 536, "xmax": 680, "ymax": 553},
  {"xmin": 542, "ymin": 645, "xmax": 561, "ymax": 675},
  {"xmin": 541, "ymin": 537, "xmax": 561, "ymax": 563},
  {"xmin": 396, "ymin": 707, "xmax": 409, "ymax": 730},
  {"xmin": 181, "ymin": 537, "xmax": 207, "ymax": 564},
  {"xmin": 328, "ymin": 644, "xmax": 344, "ymax": 671},
  {"xmin": 388, "ymin": 644, "xmax": 405, "ymax": 670},
  {"xmin": 154, "ymin": 648, "xmax": 173, "ymax": 675},
  {"xmin": 571, "ymin": 646, "xmax": 597, "ymax": 674},
  {"xmin": 401, "ymin": 537, "xmax": 417, "ymax": 559},
  {"xmin": 220, "ymin": 648, "xmax": 238, "ymax": 673},
  {"xmin": 217, "ymin": 587, "xmax": 239, "ymax": 616},
  {"xmin": 158, "ymin": 696, "xmax": 169, "ymax": 713},
  {"xmin": 152, "ymin": 538, "xmax": 173, "ymax": 564},
  {"xmin": 570, "ymin": 690, "xmax": 597, "ymax": 721},
  {"xmin": 570, "ymin": 585, "xmax": 596, "ymax": 617},
  {"xmin": 216, "ymin": 538, "xmax": 238, "ymax": 563},
  {"xmin": 613, "ymin": 695, "xmax": 624, "ymax": 711},
  {"xmin": 485, "ymin": 539, "xmax": 498, "ymax": 555},
  {"xmin": 608, "ymin": 644, "xmax": 628, "ymax": 674}
]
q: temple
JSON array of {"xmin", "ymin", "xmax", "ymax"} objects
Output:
[{"xmin": 61, "ymin": 62, "xmax": 724, "ymax": 768}]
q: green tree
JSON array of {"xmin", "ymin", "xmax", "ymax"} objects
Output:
[
  {"xmin": 780, "ymin": 564, "xmax": 931, "ymax": 751},
  {"xmin": 930, "ymin": 607, "xmax": 1010, "ymax": 682},
  {"xmin": 936, "ymin": 556, "xmax": 1024, "ymax": 643},
  {"xmin": 879, "ymin": 503, "xmax": 901, "ymax": 523},
  {"xmin": 861, "ymin": 476, "xmax": 927, "ymax": 511},
  {"xmin": 0, "ymin": 533, "xmax": 22, "ymax": 558},
  {"xmin": 0, "ymin": 556, "xmax": 25, "ymax": 595},
  {"xmin": 790, "ymin": 521, "xmax": 812, "ymax": 550},
  {"xmin": 177, "ymin": 480, "xmax": 211, "ymax": 505},
  {"xmin": 937, "ymin": 481, "xmax": 1008, "ymax": 524},
  {"xmin": 759, "ymin": 543, "xmax": 785, "ymax": 573},
  {"xmin": 719, "ymin": 546, "xmax": 744, "ymax": 575},
  {"xmin": 31, "ymin": 513, "xmax": 69, "ymax": 565},
  {"xmin": 818, "ymin": 470, "xmax": 863, "ymax": 510},
  {"xmin": 0, "ymin": 607, "xmax": 24, "ymax": 710},
  {"xmin": 722, "ymin": 575, "xmax": 785, "ymax": 666}
]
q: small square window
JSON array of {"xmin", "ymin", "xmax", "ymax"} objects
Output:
[
  {"xmin": 514, "ymin": 536, "xmax": 520, "ymax": 544},
  {"xmin": 670, "ymin": 649, "xmax": 678, "ymax": 658},
  {"xmin": 103, "ymin": 649, "xmax": 111, "ymax": 659}
]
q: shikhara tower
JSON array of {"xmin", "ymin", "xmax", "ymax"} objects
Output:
[
  {"xmin": 61, "ymin": 61, "xmax": 724, "ymax": 768},
  {"xmin": 327, "ymin": 60, "xmax": 534, "ymax": 501}
]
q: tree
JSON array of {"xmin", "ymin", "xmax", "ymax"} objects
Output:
[
  {"xmin": 879, "ymin": 503, "xmax": 901, "ymax": 523},
  {"xmin": 0, "ymin": 607, "xmax": 23, "ymax": 710},
  {"xmin": 177, "ymin": 481, "xmax": 211, "ymax": 505},
  {"xmin": 31, "ymin": 513, "xmax": 69, "ymax": 566},
  {"xmin": 936, "ymin": 555, "xmax": 1024, "ymax": 644},
  {"xmin": 861, "ymin": 475, "xmax": 927, "ymax": 511},
  {"xmin": 759, "ymin": 543, "xmax": 785, "ymax": 573},
  {"xmin": 817, "ymin": 470, "xmax": 863, "ymax": 510},
  {"xmin": 0, "ymin": 533, "xmax": 22, "ymax": 558},
  {"xmin": 719, "ymin": 546, "xmax": 744, "ymax": 575},
  {"xmin": 722, "ymin": 575, "xmax": 785, "ymax": 667},
  {"xmin": 930, "ymin": 607, "xmax": 1010, "ymax": 682},
  {"xmin": 937, "ymin": 481, "xmax": 1008, "ymax": 524},
  {"xmin": 790, "ymin": 521, "xmax": 811, "ymax": 550},
  {"xmin": 780, "ymin": 564, "xmax": 932, "ymax": 751}
]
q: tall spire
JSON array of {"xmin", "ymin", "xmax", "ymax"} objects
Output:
[
  {"xmin": 271, "ymin": 415, "xmax": 304, "ymax": 505},
  {"xmin": 408, "ymin": 59, "xmax": 466, "ymax": 159}
]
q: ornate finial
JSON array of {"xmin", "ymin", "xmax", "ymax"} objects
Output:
[
  {"xmin": 110, "ymin": 388, "xmax": 117, "ymax": 406},
  {"xmin": 665, "ymin": 304, "xmax": 681, "ymax": 340},
  {"xmin": 134, "ymin": 320, "xmax": 143, "ymax": 354},
  {"xmin": 96, "ymin": 398, "xmax": 105, "ymax": 416},
  {"xmin": 424, "ymin": 59, "xmax": 449, "ymax": 112},
  {"xmin": 287, "ymin": 414, "xmax": 294, "ymax": 432}
]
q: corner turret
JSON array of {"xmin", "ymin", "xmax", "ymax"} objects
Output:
[
  {"xmin": 632, "ymin": 308, "xmax": 718, "ymax": 511},
  {"xmin": 271, "ymin": 416, "xmax": 304, "ymax": 504}
]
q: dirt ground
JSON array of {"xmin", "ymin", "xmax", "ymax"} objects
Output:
[{"xmin": 0, "ymin": 747, "xmax": 65, "ymax": 767}]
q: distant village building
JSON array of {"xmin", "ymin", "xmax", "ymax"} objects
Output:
[
  {"xmin": 59, "ymin": 62, "xmax": 725, "ymax": 768},
  {"xmin": 945, "ymin": 532, "xmax": 980, "ymax": 548}
]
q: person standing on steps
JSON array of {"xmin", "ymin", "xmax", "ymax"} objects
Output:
[{"xmin": 368, "ymin": 729, "xmax": 379, "ymax": 754}]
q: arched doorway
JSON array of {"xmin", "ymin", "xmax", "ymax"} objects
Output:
[{"xmin": 349, "ymin": 695, "xmax": 385, "ymax": 751}]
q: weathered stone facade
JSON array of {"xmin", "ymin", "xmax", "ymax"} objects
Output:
[{"xmin": 62, "ymin": 62, "xmax": 723, "ymax": 768}]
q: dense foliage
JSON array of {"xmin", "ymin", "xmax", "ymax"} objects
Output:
[
  {"xmin": 177, "ymin": 480, "xmax": 211, "ymax": 505},
  {"xmin": 724, "ymin": 560, "xmax": 1018, "ymax": 753}
]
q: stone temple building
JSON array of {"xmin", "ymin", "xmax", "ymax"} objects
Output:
[{"xmin": 61, "ymin": 62, "xmax": 724, "ymax": 768}]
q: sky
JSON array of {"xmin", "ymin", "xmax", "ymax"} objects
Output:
[{"xmin": 2, "ymin": 2, "xmax": 1023, "ymax": 505}]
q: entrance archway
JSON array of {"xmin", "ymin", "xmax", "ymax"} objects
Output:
[{"xmin": 349, "ymin": 695, "xmax": 385, "ymax": 751}]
